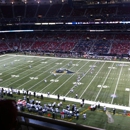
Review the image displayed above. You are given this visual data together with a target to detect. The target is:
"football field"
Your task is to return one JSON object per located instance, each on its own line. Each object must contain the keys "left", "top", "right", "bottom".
{"left": 1, "top": 54, "right": 130, "bottom": 110}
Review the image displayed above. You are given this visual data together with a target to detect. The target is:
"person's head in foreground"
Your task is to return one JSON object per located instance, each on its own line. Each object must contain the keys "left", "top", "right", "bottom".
{"left": 0, "top": 99, "right": 17, "bottom": 130}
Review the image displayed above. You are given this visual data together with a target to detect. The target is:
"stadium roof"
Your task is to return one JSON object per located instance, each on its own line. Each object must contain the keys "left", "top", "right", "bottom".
{"left": 1, "top": 0, "right": 130, "bottom": 5}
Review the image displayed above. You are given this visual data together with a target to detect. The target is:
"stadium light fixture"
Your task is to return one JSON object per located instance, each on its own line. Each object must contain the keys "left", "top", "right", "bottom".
{"left": 50, "top": 0, "right": 52, "bottom": 3}
{"left": 24, "top": 0, "right": 27, "bottom": 4}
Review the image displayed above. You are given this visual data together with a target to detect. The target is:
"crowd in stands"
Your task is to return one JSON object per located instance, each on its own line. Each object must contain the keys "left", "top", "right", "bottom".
{"left": 0, "top": 3, "right": 130, "bottom": 57}
{"left": 0, "top": 33, "right": 130, "bottom": 57}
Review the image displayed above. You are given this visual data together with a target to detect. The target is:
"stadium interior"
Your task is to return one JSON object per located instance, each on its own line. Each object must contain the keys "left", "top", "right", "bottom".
{"left": 0, "top": 0, "right": 130, "bottom": 130}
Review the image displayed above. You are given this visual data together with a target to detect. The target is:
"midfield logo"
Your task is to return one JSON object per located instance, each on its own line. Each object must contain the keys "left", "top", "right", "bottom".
{"left": 52, "top": 68, "right": 74, "bottom": 74}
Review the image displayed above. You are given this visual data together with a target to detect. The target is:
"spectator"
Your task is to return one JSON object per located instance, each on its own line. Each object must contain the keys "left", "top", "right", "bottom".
{"left": 0, "top": 99, "right": 18, "bottom": 130}
{"left": 57, "top": 94, "right": 60, "bottom": 100}
{"left": 47, "top": 92, "right": 50, "bottom": 97}
{"left": 52, "top": 112, "right": 56, "bottom": 119}
{"left": 34, "top": 92, "right": 36, "bottom": 97}
{"left": 61, "top": 111, "right": 65, "bottom": 119}
{"left": 41, "top": 94, "right": 43, "bottom": 99}
{"left": 63, "top": 97, "right": 65, "bottom": 102}
{"left": 123, "top": 109, "right": 127, "bottom": 116}
{"left": 76, "top": 113, "right": 79, "bottom": 120}
{"left": 103, "top": 106, "right": 106, "bottom": 112}
{"left": 82, "top": 98, "right": 85, "bottom": 103}
{"left": 80, "top": 101, "right": 83, "bottom": 107}
{"left": 97, "top": 102, "right": 100, "bottom": 108}
{"left": 27, "top": 96, "right": 29, "bottom": 103}
{"left": 113, "top": 108, "right": 116, "bottom": 115}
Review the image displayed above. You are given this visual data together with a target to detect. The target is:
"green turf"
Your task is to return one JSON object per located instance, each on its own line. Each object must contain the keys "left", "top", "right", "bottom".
{"left": 3, "top": 92, "right": 130, "bottom": 130}
{"left": 0, "top": 54, "right": 130, "bottom": 106}
{"left": 1, "top": 54, "right": 130, "bottom": 130}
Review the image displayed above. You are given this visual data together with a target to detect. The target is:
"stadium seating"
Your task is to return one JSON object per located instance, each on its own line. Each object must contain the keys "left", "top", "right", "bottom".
{"left": 0, "top": 3, "right": 130, "bottom": 56}
{"left": 0, "top": 32, "right": 130, "bottom": 55}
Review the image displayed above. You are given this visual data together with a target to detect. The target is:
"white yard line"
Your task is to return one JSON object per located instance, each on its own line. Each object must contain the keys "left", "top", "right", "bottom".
{"left": 94, "top": 63, "right": 114, "bottom": 101}
{"left": 129, "top": 91, "right": 130, "bottom": 107}
{"left": 24, "top": 59, "right": 67, "bottom": 90}
{"left": 17, "top": 59, "right": 63, "bottom": 89}
{"left": 79, "top": 62, "right": 106, "bottom": 99}
{"left": 0, "top": 57, "right": 39, "bottom": 79}
{"left": 0, "top": 57, "right": 52, "bottom": 85}
{"left": 38, "top": 60, "right": 81, "bottom": 93}
{"left": 51, "top": 61, "right": 89, "bottom": 95}
{"left": 0, "top": 55, "right": 6, "bottom": 58}
{"left": 4, "top": 59, "right": 56, "bottom": 88}
{"left": 64, "top": 61, "right": 97, "bottom": 97}
{"left": 111, "top": 64, "right": 123, "bottom": 104}
{"left": 0, "top": 55, "right": 18, "bottom": 68}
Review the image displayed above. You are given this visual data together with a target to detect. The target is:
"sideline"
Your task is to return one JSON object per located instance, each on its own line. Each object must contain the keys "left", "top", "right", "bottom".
{"left": 5, "top": 54, "right": 130, "bottom": 64}
{"left": 1, "top": 87, "right": 130, "bottom": 111}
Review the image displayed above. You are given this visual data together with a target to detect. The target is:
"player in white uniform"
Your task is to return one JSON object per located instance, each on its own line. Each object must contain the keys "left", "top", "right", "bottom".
{"left": 29, "top": 65, "right": 32, "bottom": 69}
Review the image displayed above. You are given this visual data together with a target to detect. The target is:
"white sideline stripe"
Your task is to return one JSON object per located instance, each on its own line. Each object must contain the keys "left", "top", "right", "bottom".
{"left": 111, "top": 63, "right": 123, "bottom": 104}
{"left": 6, "top": 54, "right": 130, "bottom": 64}
{"left": 39, "top": 60, "right": 81, "bottom": 93}
{"left": 79, "top": 62, "right": 106, "bottom": 99}
{"left": 28, "top": 59, "right": 67, "bottom": 91}
{"left": 1, "top": 86, "right": 130, "bottom": 111}
{"left": 94, "top": 63, "right": 115, "bottom": 101}
{"left": 51, "top": 61, "right": 89, "bottom": 95}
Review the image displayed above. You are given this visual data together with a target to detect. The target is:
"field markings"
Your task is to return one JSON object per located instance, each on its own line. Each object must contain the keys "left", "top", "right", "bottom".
{"left": 0, "top": 55, "right": 16, "bottom": 62}
{"left": 79, "top": 62, "right": 106, "bottom": 99}
{"left": 0, "top": 57, "right": 40, "bottom": 79}
{"left": 0, "top": 55, "right": 6, "bottom": 58}
{"left": 129, "top": 91, "right": 130, "bottom": 107}
{"left": 111, "top": 63, "right": 124, "bottom": 104}
{"left": 64, "top": 61, "right": 97, "bottom": 97}
{"left": 38, "top": 60, "right": 82, "bottom": 93}
{"left": 7, "top": 54, "right": 130, "bottom": 64}
{"left": 0, "top": 57, "right": 48, "bottom": 84}
{"left": 28, "top": 60, "right": 66, "bottom": 92}
{"left": 51, "top": 61, "right": 89, "bottom": 95}
{"left": 94, "top": 62, "right": 115, "bottom": 101}
{"left": 18, "top": 60, "right": 62, "bottom": 90}
{"left": 0, "top": 55, "right": 18, "bottom": 68}
{"left": 15, "top": 59, "right": 60, "bottom": 89}
{"left": 3, "top": 58, "right": 56, "bottom": 87}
